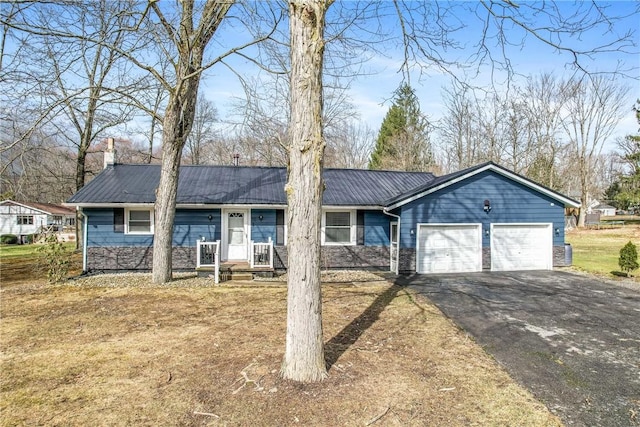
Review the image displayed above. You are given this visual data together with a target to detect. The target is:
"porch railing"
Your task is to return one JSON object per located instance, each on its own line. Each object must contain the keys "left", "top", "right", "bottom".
{"left": 251, "top": 240, "right": 273, "bottom": 268}
{"left": 197, "top": 240, "right": 220, "bottom": 284}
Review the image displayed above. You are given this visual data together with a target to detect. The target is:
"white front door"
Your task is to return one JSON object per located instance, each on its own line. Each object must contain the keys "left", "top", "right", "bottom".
{"left": 225, "top": 210, "right": 248, "bottom": 260}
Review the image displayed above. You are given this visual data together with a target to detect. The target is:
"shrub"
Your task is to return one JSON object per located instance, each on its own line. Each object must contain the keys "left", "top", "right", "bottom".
{"left": 37, "top": 235, "right": 72, "bottom": 283}
{"left": 618, "top": 241, "right": 639, "bottom": 277}
{"left": 0, "top": 234, "right": 18, "bottom": 245}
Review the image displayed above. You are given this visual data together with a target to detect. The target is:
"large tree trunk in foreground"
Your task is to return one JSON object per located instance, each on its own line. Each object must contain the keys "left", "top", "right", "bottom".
{"left": 281, "top": 0, "right": 329, "bottom": 382}
{"left": 151, "top": 1, "right": 232, "bottom": 284}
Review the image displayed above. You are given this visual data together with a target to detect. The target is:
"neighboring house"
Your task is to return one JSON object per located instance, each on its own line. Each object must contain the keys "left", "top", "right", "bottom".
{"left": 0, "top": 200, "right": 76, "bottom": 242}
{"left": 591, "top": 204, "right": 616, "bottom": 217}
{"left": 66, "top": 155, "right": 581, "bottom": 275}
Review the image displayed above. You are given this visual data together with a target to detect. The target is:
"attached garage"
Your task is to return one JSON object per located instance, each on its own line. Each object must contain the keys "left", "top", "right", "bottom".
{"left": 491, "top": 223, "right": 553, "bottom": 271}
{"left": 417, "top": 224, "right": 482, "bottom": 274}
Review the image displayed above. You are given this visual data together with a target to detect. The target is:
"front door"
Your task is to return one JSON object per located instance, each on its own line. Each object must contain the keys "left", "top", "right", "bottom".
{"left": 225, "top": 210, "right": 248, "bottom": 260}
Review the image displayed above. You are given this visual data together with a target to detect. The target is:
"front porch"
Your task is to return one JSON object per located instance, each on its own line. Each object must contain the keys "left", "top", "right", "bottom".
{"left": 196, "top": 240, "right": 275, "bottom": 282}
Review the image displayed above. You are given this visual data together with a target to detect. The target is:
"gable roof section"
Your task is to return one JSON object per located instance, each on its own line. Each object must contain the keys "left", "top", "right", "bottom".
{"left": 384, "top": 162, "right": 581, "bottom": 209}
{"left": 1, "top": 200, "right": 75, "bottom": 215}
{"left": 67, "top": 164, "right": 436, "bottom": 207}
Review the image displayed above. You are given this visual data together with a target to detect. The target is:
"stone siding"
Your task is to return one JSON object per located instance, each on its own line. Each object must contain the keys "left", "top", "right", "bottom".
{"left": 87, "top": 244, "right": 568, "bottom": 273}
{"left": 88, "top": 246, "right": 196, "bottom": 271}
{"left": 274, "top": 245, "right": 390, "bottom": 271}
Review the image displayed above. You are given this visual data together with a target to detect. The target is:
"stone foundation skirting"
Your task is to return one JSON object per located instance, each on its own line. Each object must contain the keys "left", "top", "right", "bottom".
{"left": 274, "top": 245, "right": 390, "bottom": 271}
{"left": 87, "top": 246, "right": 196, "bottom": 271}
{"left": 87, "top": 244, "right": 569, "bottom": 273}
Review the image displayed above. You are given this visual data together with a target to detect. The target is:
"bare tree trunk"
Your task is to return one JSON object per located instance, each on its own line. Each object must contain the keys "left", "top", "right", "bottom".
{"left": 150, "top": 1, "right": 232, "bottom": 284}
{"left": 281, "top": 0, "right": 329, "bottom": 383}
{"left": 151, "top": 77, "right": 201, "bottom": 284}
{"left": 152, "top": 117, "right": 184, "bottom": 283}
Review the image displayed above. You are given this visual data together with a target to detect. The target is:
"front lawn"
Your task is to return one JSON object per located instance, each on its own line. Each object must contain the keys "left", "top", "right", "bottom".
{"left": 0, "top": 242, "right": 76, "bottom": 259}
{"left": 565, "top": 225, "right": 640, "bottom": 281}
{"left": 0, "top": 271, "right": 560, "bottom": 426}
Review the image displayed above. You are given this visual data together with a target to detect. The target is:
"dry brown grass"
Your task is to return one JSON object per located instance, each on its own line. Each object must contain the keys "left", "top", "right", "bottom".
{"left": 1, "top": 263, "right": 562, "bottom": 426}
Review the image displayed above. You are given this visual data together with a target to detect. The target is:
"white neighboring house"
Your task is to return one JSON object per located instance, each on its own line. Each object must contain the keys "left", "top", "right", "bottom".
{"left": 591, "top": 203, "right": 617, "bottom": 217}
{"left": 0, "top": 200, "right": 76, "bottom": 242}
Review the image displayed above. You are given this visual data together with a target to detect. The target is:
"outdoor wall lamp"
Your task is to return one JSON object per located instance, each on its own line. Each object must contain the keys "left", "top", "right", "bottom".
{"left": 555, "top": 227, "right": 560, "bottom": 236}
{"left": 258, "top": 215, "right": 264, "bottom": 221}
{"left": 483, "top": 199, "right": 491, "bottom": 213}
{"left": 207, "top": 214, "right": 213, "bottom": 221}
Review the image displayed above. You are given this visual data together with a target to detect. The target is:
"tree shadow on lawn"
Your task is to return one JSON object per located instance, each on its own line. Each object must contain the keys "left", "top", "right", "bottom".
{"left": 324, "top": 284, "right": 403, "bottom": 369}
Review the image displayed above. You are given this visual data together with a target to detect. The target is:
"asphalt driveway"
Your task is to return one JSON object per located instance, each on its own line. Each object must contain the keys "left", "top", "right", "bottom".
{"left": 397, "top": 270, "right": 640, "bottom": 427}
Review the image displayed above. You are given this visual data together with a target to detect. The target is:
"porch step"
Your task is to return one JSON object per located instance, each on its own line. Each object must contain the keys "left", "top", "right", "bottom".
{"left": 227, "top": 272, "right": 253, "bottom": 281}
{"left": 197, "top": 262, "right": 274, "bottom": 281}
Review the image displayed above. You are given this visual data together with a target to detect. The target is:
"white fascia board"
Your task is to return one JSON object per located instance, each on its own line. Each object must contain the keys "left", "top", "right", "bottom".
{"left": 322, "top": 205, "right": 383, "bottom": 210}
{"left": 178, "top": 203, "right": 288, "bottom": 209}
{"left": 3, "top": 200, "right": 52, "bottom": 215}
{"left": 386, "top": 164, "right": 581, "bottom": 210}
{"left": 66, "top": 203, "right": 155, "bottom": 208}
{"left": 70, "top": 202, "right": 290, "bottom": 210}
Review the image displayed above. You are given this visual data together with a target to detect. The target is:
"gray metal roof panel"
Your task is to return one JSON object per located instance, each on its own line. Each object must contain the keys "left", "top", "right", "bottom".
{"left": 67, "top": 164, "right": 436, "bottom": 206}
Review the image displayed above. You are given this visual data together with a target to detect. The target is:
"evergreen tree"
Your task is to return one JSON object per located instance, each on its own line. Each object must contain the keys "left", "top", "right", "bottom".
{"left": 619, "top": 241, "right": 639, "bottom": 277}
{"left": 368, "top": 84, "right": 434, "bottom": 171}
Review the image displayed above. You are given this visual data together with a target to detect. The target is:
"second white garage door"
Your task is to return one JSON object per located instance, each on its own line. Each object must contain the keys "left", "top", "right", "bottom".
{"left": 491, "top": 223, "right": 553, "bottom": 271}
{"left": 417, "top": 224, "right": 482, "bottom": 274}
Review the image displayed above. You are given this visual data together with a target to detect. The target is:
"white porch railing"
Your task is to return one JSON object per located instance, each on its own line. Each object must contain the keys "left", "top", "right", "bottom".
{"left": 197, "top": 240, "right": 220, "bottom": 284}
{"left": 251, "top": 239, "right": 273, "bottom": 268}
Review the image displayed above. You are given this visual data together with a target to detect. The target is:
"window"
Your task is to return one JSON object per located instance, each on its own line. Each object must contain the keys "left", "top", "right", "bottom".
{"left": 126, "top": 209, "right": 153, "bottom": 234}
{"left": 17, "top": 215, "right": 34, "bottom": 225}
{"left": 323, "top": 211, "right": 354, "bottom": 245}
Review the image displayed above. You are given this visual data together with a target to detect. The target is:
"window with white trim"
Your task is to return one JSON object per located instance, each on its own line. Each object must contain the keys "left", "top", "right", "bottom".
{"left": 323, "top": 210, "right": 355, "bottom": 245}
{"left": 17, "top": 215, "right": 34, "bottom": 225}
{"left": 126, "top": 209, "right": 154, "bottom": 234}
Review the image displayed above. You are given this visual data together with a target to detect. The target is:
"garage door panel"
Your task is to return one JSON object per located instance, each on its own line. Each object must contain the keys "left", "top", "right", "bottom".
{"left": 417, "top": 224, "right": 482, "bottom": 274}
{"left": 491, "top": 224, "right": 552, "bottom": 271}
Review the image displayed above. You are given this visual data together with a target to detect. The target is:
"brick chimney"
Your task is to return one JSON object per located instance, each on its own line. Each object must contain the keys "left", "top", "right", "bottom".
{"left": 103, "top": 138, "right": 117, "bottom": 169}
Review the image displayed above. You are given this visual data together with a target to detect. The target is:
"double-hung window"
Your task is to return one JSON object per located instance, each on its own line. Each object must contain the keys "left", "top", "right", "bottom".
{"left": 323, "top": 211, "right": 354, "bottom": 245}
{"left": 126, "top": 209, "right": 153, "bottom": 234}
{"left": 17, "top": 215, "right": 34, "bottom": 225}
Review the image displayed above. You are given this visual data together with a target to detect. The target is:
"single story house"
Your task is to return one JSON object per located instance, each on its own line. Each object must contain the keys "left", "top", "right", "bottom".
{"left": 591, "top": 203, "right": 617, "bottom": 217}
{"left": 0, "top": 200, "right": 76, "bottom": 242}
{"left": 66, "top": 153, "right": 580, "bottom": 275}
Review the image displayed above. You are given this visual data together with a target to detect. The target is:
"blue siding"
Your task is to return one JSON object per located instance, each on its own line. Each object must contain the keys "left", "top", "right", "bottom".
{"left": 85, "top": 208, "right": 153, "bottom": 247}
{"left": 85, "top": 208, "right": 221, "bottom": 247}
{"left": 173, "top": 209, "right": 221, "bottom": 246}
{"left": 397, "top": 171, "right": 566, "bottom": 248}
{"left": 251, "top": 209, "right": 277, "bottom": 243}
{"left": 364, "top": 211, "right": 391, "bottom": 246}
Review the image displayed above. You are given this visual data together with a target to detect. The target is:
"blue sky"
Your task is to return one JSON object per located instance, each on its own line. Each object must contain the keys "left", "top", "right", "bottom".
{"left": 201, "top": 1, "right": 640, "bottom": 151}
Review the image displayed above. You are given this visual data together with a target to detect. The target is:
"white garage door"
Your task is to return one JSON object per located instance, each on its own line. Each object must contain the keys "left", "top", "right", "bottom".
{"left": 417, "top": 224, "right": 482, "bottom": 274}
{"left": 491, "top": 224, "right": 553, "bottom": 271}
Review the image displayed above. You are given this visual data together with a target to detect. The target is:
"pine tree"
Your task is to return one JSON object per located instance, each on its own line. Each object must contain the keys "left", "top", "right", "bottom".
{"left": 619, "top": 241, "right": 639, "bottom": 277}
{"left": 368, "top": 84, "right": 434, "bottom": 171}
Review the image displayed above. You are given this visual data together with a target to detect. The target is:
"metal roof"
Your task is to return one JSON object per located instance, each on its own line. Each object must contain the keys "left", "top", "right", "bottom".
{"left": 67, "top": 164, "right": 436, "bottom": 207}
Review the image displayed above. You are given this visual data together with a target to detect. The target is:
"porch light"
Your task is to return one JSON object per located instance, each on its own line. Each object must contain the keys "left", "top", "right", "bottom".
{"left": 483, "top": 199, "right": 491, "bottom": 213}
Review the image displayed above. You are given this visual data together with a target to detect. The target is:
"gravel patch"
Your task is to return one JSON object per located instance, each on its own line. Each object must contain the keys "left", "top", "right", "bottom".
{"left": 68, "top": 270, "right": 390, "bottom": 288}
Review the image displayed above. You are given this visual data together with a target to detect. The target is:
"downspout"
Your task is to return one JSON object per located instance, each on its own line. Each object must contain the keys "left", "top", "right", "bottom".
{"left": 382, "top": 208, "right": 400, "bottom": 275}
{"left": 79, "top": 207, "right": 88, "bottom": 273}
